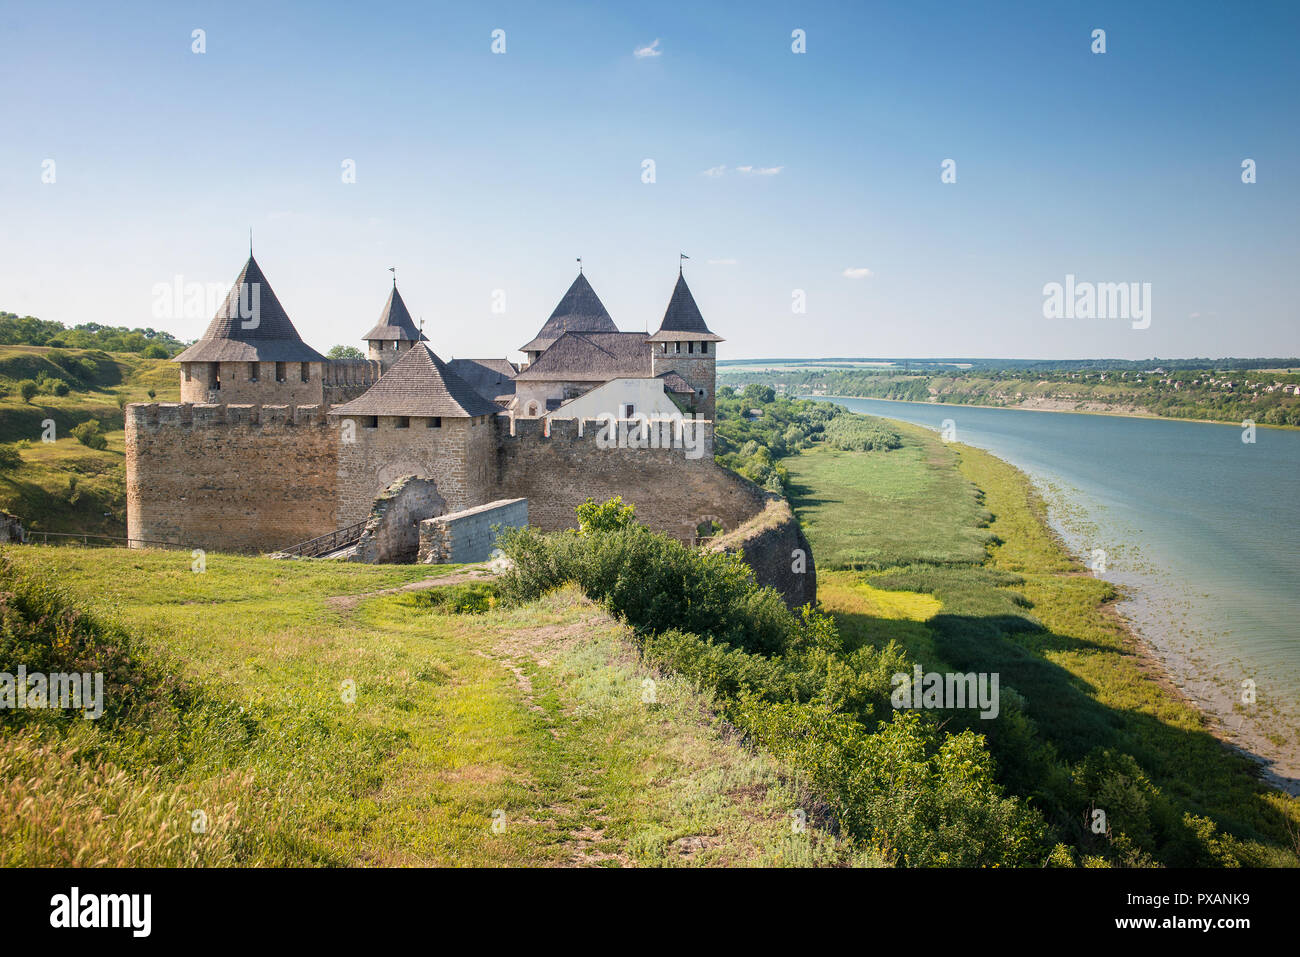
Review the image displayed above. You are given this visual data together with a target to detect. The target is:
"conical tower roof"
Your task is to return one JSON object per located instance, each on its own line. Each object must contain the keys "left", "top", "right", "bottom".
{"left": 648, "top": 271, "right": 722, "bottom": 342}
{"left": 174, "top": 255, "right": 326, "bottom": 362}
{"left": 362, "top": 283, "right": 426, "bottom": 342}
{"left": 520, "top": 272, "right": 618, "bottom": 353}
{"left": 331, "top": 342, "right": 501, "bottom": 418}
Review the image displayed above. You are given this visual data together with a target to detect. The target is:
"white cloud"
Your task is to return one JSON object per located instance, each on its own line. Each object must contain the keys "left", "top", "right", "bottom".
{"left": 737, "top": 165, "right": 783, "bottom": 176}
{"left": 842, "top": 267, "right": 874, "bottom": 279}
{"left": 634, "top": 39, "right": 662, "bottom": 58}
{"left": 702, "top": 165, "right": 726, "bottom": 177}
{"left": 707, "top": 258, "right": 739, "bottom": 265}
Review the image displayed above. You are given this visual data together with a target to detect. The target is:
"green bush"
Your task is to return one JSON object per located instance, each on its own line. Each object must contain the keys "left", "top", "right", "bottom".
{"left": 70, "top": 419, "right": 108, "bottom": 451}
{"left": 822, "top": 416, "right": 903, "bottom": 452}
{"left": 18, "top": 380, "right": 37, "bottom": 403}
{"left": 575, "top": 495, "right": 636, "bottom": 535}
{"left": 0, "top": 445, "right": 21, "bottom": 472}
{"left": 497, "top": 522, "right": 793, "bottom": 656}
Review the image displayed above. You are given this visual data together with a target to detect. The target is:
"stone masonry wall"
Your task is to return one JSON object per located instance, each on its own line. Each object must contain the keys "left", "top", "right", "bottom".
{"left": 418, "top": 498, "right": 528, "bottom": 564}
{"left": 492, "top": 417, "right": 764, "bottom": 540}
{"left": 333, "top": 413, "right": 497, "bottom": 527}
{"left": 707, "top": 496, "right": 817, "bottom": 610}
{"left": 179, "top": 361, "right": 324, "bottom": 406}
{"left": 125, "top": 402, "right": 338, "bottom": 553}
{"left": 352, "top": 476, "right": 447, "bottom": 563}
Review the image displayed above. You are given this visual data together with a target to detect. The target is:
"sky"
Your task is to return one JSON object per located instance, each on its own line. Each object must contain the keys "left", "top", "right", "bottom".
{"left": 1, "top": 0, "right": 1297, "bottom": 361}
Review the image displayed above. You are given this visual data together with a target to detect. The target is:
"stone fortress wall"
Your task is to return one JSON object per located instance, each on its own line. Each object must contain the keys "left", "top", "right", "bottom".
{"left": 125, "top": 405, "right": 759, "bottom": 553}
{"left": 125, "top": 402, "right": 339, "bottom": 553}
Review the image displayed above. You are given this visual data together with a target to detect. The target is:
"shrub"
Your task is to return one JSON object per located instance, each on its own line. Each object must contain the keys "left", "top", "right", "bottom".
{"left": 575, "top": 495, "right": 636, "bottom": 535}
{"left": 18, "top": 380, "right": 37, "bottom": 402}
{"left": 142, "top": 344, "right": 169, "bottom": 359}
{"left": 497, "top": 521, "right": 793, "bottom": 656}
{"left": 822, "top": 416, "right": 903, "bottom": 452}
{"left": 71, "top": 419, "right": 108, "bottom": 451}
{"left": 0, "top": 445, "right": 20, "bottom": 472}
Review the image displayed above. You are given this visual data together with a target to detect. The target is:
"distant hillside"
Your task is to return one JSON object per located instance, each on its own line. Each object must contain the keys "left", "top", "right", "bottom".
{"left": 0, "top": 344, "right": 179, "bottom": 536}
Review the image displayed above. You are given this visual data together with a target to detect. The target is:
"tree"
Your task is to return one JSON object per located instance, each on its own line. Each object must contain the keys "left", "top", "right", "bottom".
{"left": 328, "top": 345, "right": 365, "bottom": 359}
{"left": 575, "top": 496, "right": 637, "bottom": 535}
{"left": 18, "top": 380, "right": 38, "bottom": 402}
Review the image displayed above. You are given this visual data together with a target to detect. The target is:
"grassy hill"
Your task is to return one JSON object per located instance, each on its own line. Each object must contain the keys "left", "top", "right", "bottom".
{"left": 0, "top": 549, "right": 863, "bottom": 866}
{"left": 0, "top": 345, "right": 178, "bottom": 536}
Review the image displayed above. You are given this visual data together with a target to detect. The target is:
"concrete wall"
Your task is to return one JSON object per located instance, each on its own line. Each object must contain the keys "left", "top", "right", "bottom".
{"left": 333, "top": 413, "right": 497, "bottom": 526}
{"left": 179, "top": 361, "right": 324, "bottom": 406}
{"left": 125, "top": 402, "right": 338, "bottom": 553}
{"left": 418, "top": 498, "right": 527, "bottom": 564}
{"left": 492, "top": 417, "right": 762, "bottom": 541}
{"left": 352, "top": 476, "right": 447, "bottom": 563}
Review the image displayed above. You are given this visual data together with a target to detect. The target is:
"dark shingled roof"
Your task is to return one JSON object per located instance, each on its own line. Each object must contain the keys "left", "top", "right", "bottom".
{"left": 362, "top": 284, "right": 426, "bottom": 342}
{"left": 647, "top": 272, "right": 723, "bottom": 343}
{"left": 514, "top": 331, "right": 651, "bottom": 382}
{"left": 519, "top": 273, "right": 618, "bottom": 353}
{"left": 174, "top": 256, "right": 327, "bottom": 363}
{"left": 332, "top": 342, "right": 501, "bottom": 418}
{"left": 447, "top": 358, "right": 518, "bottom": 403}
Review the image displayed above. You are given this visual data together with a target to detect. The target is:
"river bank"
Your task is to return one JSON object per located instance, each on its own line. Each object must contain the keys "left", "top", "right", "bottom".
{"left": 794, "top": 398, "right": 1300, "bottom": 797}
{"left": 783, "top": 390, "right": 1300, "bottom": 431}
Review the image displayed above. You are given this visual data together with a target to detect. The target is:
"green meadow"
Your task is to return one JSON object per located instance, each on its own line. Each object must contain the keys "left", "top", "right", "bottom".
{"left": 0, "top": 549, "right": 858, "bottom": 867}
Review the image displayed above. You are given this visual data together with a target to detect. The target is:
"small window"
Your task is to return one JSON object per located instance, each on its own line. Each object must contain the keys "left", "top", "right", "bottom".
{"left": 661, "top": 342, "right": 667, "bottom": 353}
{"left": 688, "top": 341, "right": 695, "bottom": 354}
{"left": 395, "top": 416, "right": 410, "bottom": 429}
{"left": 301, "top": 362, "right": 310, "bottom": 383}
{"left": 674, "top": 341, "right": 681, "bottom": 354}
{"left": 427, "top": 416, "right": 442, "bottom": 428}
{"left": 364, "top": 415, "right": 378, "bottom": 429}
{"left": 210, "top": 363, "right": 220, "bottom": 390}
{"left": 376, "top": 341, "right": 384, "bottom": 351}
{"left": 249, "top": 362, "right": 258, "bottom": 382}
{"left": 701, "top": 341, "right": 709, "bottom": 354}
{"left": 275, "top": 361, "right": 286, "bottom": 382}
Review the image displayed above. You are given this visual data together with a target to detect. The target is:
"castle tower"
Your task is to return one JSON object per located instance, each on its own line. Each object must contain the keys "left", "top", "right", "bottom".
{"left": 174, "top": 254, "right": 327, "bottom": 405}
{"left": 330, "top": 342, "right": 502, "bottom": 521}
{"left": 519, "top": 270, "right": 618, "bottom": 367}
{"left": 648, "top": 267, "right": 723, "bottom": 419}
{"left": 362, "top": 279, "right": 425, "bottom": 368}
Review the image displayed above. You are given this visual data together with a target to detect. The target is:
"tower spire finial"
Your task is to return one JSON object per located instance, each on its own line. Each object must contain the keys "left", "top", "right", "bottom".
{"left": 576, "top": 256, "right": 582, "bottom": 274}
{"left": 679, "top": 251, "right": 689, "bottom": 274}
{"left": 249, "top": 227, "right": 253, "bottom": 258}
{"left": 388, "top": 266, "right": 396, "bottom": 287}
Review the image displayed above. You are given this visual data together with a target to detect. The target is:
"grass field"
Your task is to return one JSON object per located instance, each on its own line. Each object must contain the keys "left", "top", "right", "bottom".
{"left": 0, "top": 548, "right": 862, "bottom": 866}
{"left": 0, "top": 345, "right": 178, "bottom": 536}
{"left": 785, "top": 422, "right": 1300, "bottom": 863}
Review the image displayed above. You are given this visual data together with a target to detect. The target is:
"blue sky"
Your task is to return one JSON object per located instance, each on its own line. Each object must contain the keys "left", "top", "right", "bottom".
{"left": 2, "top": 0, "right": 1297, "bottom": 360}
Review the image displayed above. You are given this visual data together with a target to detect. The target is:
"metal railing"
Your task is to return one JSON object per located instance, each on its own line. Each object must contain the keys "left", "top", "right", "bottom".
{"left": 277, "top": 520, "right": 368, "bottom": 558}
{"left": 23, "top": 530, "right": 186, "bottom": 550}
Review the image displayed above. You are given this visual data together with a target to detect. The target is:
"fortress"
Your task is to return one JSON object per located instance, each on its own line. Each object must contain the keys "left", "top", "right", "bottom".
{"left": 125, "top": 254, "right": 815, "bottom": 604}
